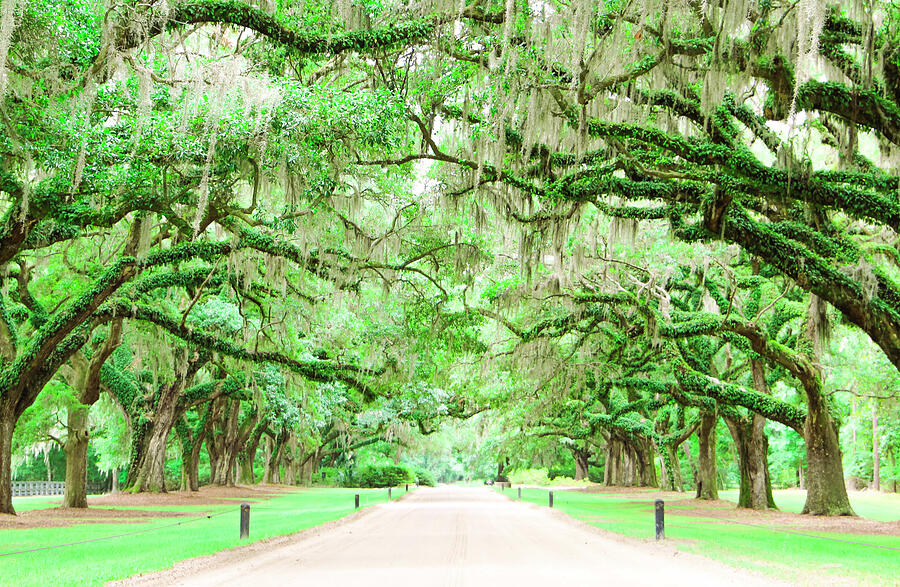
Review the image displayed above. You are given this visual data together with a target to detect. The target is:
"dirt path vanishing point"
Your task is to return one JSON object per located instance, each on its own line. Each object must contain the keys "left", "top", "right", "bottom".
{"left": 117, "top": 486, "right": 787, "bottom": 587}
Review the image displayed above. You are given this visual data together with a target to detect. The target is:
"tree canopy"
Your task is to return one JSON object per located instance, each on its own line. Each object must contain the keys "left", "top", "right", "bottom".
{"left": 2, "top": 0, "right": 899, "bottom": 518}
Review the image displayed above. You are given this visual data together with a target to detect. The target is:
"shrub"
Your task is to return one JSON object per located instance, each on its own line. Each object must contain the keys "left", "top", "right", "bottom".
{"left": 548, "top": 465, "right": 576, "bottom": 480}
{"left": 414, "top": 467, "right": 437, "bottom": 487}
{"left": 317, "top": 466, "right": 342, "bottom": 486}
{"left": 508, "top": 468, "right": 551, "bottom": 486}
{"left": 355, "top": 464, "right": 414, "bottom": 488}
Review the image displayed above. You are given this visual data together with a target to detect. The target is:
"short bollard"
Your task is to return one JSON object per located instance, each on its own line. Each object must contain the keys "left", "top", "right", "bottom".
{"left": 405, "top": 483, "right": 409, "bottom": 491}
{"left": 388, "top": 488, "right": 392, "bottom": 500}
{"left": 240, "top": 503, "right": 250, "bottom": 539}
{"left": 321, "top": 471, "right": 326, "bottom": 482}
{"left": 355, "top": 494, "right": 360, "bottom": 509}
{"left": 655, "top": 499, "right": 665, "bottom": 540}
{"left": 549, "top": 491, "right": 554, "bottom": 508}
{"left": 517, "top": 487, "right": 522, "bottom": 500}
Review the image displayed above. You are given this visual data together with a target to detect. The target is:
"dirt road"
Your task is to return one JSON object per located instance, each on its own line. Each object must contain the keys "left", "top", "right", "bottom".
{"left": 120, "top": 486, "right": 785, "bottom": 586}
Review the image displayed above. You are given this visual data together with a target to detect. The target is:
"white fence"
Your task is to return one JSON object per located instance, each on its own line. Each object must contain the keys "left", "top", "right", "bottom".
{"left": 12, "top": 481, "right": 66, "bottom": 496}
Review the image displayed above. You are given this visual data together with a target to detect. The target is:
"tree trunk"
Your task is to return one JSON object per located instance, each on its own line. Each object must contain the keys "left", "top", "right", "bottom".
{"left": 873, "top": 407, "right": 880, "bottom": 491}
{"left": 63, "top": 405, "right": 90, "bottom": 508}
{"left": 727, "top": 358, "right": 776, "bottom": 509}
{"left": 604, "top": 436, "right": 626, "bottom": 486}
{"left": 127, "top": 399, "right": 178, "bottom": 493}
{"left": 658, "top": 451, "right": 668, "bottom": 489}
{"left": 802, "top": 387, "right": 854, "bottom": 515}
{"left": 890, "top": 452, "right": 897, "bottom": 493}
{"left": 633, "top": 436, "right": 658, "bottom": 487}
{"left": 207, "top": 435, "right": 220, "bottom": 484}
{"left": 573, "top": 448, "right": 590, "bottom": 481}
{"left": 605, "top": 435, "right": 655, "bottom": 486}
{"left": 282, "top": 434, "right": 297, "bottom": 486}
{"left": 725, "top": 414, "right": 776, "bottom": 509}
{"left": 262, "top": 436, "right": 273, "bottom": 484}
{"left": 187, "top": 435, "right": 203, "bottom": 491}
{"left": 237, "top": 423, "right": 265, "bottom": 485}
{"left": 176, "top": 418, "right": 204, "bottom": 493}
{"left": 265, "top": 435, "right": 284, "bottom": 484}
{"left": 696, "top": 411, "right": 718, "bottom": 500}
{"left": 0, "top": 413, "right": 15, "bottom": 514}
{"left": 659, "top": 443, "right": 683, "bottom": 491}
{"left": 132, "top": 425, "right": 169, "bottom": 493}
{"left": 496, "top": 456, "right": 508, "bottom": 482}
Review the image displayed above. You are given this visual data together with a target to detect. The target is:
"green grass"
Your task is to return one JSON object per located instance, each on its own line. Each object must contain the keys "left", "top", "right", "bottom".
{"left": 1, "top": 487, "right": 404, "bottom": 586}
{"left": 720, "top": 488, "right": 900, "bottom": 522}
{"left": 509, "top": 488, "right": 900, "bottom": 585}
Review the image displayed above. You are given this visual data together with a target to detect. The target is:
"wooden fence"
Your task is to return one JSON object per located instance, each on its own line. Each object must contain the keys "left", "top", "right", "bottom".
{"left": 12, "top": 481, "right": 108, "bottom": 497}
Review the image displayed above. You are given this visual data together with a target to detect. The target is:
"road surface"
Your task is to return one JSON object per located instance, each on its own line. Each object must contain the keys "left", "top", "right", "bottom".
{"left": 120, "top": 486, "right": 784, "bottom": 586}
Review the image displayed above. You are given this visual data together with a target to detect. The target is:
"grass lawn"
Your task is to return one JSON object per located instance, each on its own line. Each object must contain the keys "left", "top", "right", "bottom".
{"left": 1, "top": 487, "right": 402, "bottom": 586}
{"left": 509, "top": 487, "right": 900, "bottom": 586}
{"left": 720, "top": 488, "right": 900, "bottom": 522}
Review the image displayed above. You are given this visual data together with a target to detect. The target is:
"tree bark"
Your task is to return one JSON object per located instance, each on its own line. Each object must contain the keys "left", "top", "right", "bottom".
{"left": 0, "top": 413, "right": 15, "bottom": 514}
{"left": 237, "top": 422, "right": 265, "bottom": 484}
{"left": 187, "top": 432, "right": 204, "bottom": 492}
{"left": 127, "top": 394, "right": 179, "bottom": 493}
{"left": 633, "top": 436, "right": 658, "bottom": 487}
{"left": 496, "top": 456, "right": 508, "bottom": 482}
{"left": 604, "top": 436, "right": 626, "bottom": 486}
{"left": 176, "top": 418, "right": 204, "bottom": 493}
{"left": 265, "top": 434, "right": 285, "bottom": 484}
{"left": 605, "top": 434, "right": 656, "bottom": 487}
{"left": 890, "top": 452, "right": 897, "bottom": 493}
{"left": 802, "top": 386, "right": 854, "bottom": 515}
{"left": 63, "top": 405, "right": 90, "bottom": 508}
{"left": 725, "top": 414, "right": 776, "bottom": 509}
{"left": 659, "top": 442, "right": 684, "bottom": 491}
{"left": 573, "top": 447, "right": 590, "bottom": 481}
{"left": 696, "top": 411, "right": 718, "bottom": 500}
{"left": 873, "top": 407, "right": 880, "bottom": 491}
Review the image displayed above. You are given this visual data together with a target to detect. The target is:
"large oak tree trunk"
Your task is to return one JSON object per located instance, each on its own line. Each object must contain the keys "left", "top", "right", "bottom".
{"left": 128, "top": 396, "right": 179, "bottom": 493}
{"left": 573, "top": 447, "right": 590, "bottom": 481}
{"left": 605, "top": 435, "right": 656, "bottom": 487}
{"left": 187, "top": 434, "right": 204, "bottom": 492}
{"left": 726, "top": 414, "right": 775, "bottom": 510}
{"left": 496, "top": 456, "right": 509, "bottom": 483}
{"left": 696, "top": 411, "right": 719, "bottom": 500}
{"left": 177, "top": 422, "right": 203, "bottom": 492}
{"left": 0, "top": 413, "right": 14, "bottom": 514}
{"left": 63, "top": 405, "right": 90, "bottom": 508}
{"left": 604, "top": 436, "right": 627, "bottom": 485}
{"left": 659, "top": 438, "right": 685, "bottom": 492}
{"left": 265, "top": 435, "right": 285, "bottom": 484}
{"left": 237, "top": 423, "right": 265, "bottom": 485}
{"left": 802, "top": 387, "right": 854, "bottom": 515}
{"left": 634, "top": 437, "right": 658, "bottom": 487}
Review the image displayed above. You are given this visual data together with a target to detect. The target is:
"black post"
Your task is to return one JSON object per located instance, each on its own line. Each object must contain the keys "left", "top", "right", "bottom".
{"left": 517, "top": 487, "right": 522, "bottom": 499}
{"left": 549, "top": 491, "right": 554, "bottom": 508}
{"left": 321, "top": 471, "right": 326, "bottom": 482}
{"left": 388, "top": 488, "right": 392, "bottom": 500}
{"left": 355, "top": 494, "right": 360, "bottom": 509}
{"left": 405, "top": 483, "right": 409, "bottom": 491}
{"left": 655, "top": 499, "right": 665, "bottom": 540}
{"left": 240, "top": 503, "right": 250, "bottom": 539}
